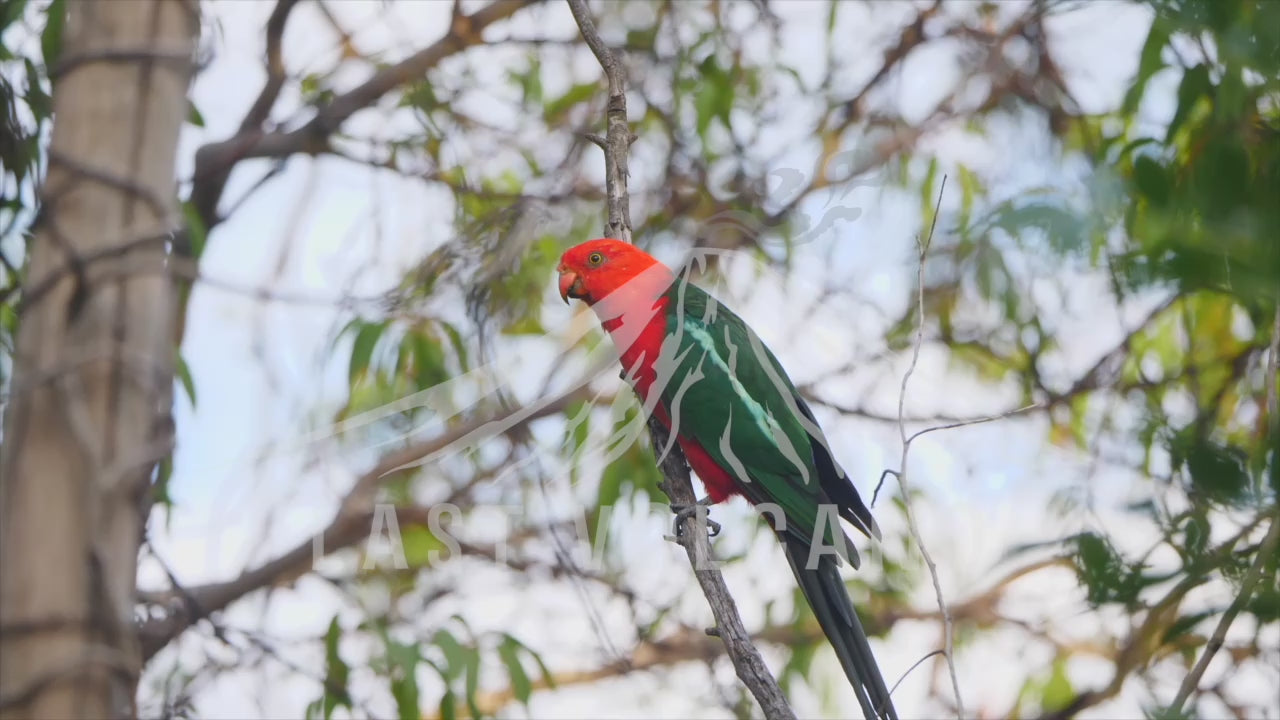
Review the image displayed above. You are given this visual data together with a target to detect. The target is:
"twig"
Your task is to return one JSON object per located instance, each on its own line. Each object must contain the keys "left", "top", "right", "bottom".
{"left": 868, "top": 402, "right": 1041, "bottom": 506}
{"left": 1036, "top": 515, "right": 1268, "bottom": 720}
{"left": 239, "top": 0, "right": 300, "bottom": 131}
{"left": 1268, "top": 301, "right": 1280, "bottom": 472}
{"left": 566, "top": 0, "right": 631, "bottom": 241}
{"left": 1168, "top": 513, "right": 1280, "bottom": 713}
{"left": 892, "top": 174, "right": 966, "bottom": 719}
{"left": 188, "top": 0, "right": 537, "bottom": 229}
{"left": 136, "top": 389, "right": 587, "bottom": 659}
{"left": 906, "top": 402, "right": 1040, "bottom": 445}
{"left": 1168, "top": 301, "right": 1280, "bottom": 713}
{"left": 887, "top": 649, "right": 945, "bottom": 700}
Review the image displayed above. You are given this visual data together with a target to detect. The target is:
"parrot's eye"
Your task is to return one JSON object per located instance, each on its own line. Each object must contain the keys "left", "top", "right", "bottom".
{"left": 587, "top": 252, "right": 604, "bottom": 266}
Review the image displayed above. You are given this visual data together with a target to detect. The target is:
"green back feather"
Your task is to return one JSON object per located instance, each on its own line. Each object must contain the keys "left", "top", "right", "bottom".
{"left": 653, "top": 274, "right": 852, "bottom": 555}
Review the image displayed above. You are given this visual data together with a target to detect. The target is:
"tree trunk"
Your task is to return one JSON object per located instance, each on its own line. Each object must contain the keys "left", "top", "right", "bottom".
{"left": 0, "top": 1, "right": 197, "bottom": 717}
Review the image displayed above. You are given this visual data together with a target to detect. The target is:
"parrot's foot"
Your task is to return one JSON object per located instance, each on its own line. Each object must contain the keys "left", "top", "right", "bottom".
{"left": 669, "top": 497, "right": 719, "bottom": 539}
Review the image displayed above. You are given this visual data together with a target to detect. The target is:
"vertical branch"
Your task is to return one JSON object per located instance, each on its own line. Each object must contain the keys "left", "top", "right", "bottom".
{"left": 566, "top": 0, "right": 631, "bottom": 242}
{"left": 1268, "top": 302, "right": 1280, "bottom": 486}
{"left": 648, "top": 419, "right": 797, "bottom": 720}
{"left": 893, "top": 176, "right": 966, "bottom": 719}
{"left": 567, "top": 2, "right": 794, "bottom": 717}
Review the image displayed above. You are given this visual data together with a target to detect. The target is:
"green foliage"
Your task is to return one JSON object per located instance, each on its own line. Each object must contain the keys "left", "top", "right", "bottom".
{"left": 561, "top": 397, "right": 592, "bottom": 487}
{"left": 542, "top": 82, "right": 597, "bottom": 125}
{"left": 1072, "top": 532, "right": 1155, "bottom": 609}
{"left": 1012, "top": 655, "right": 1075, "bottom": 718}
{"left": 333, "top": 314, "right": 468, "bottom": 424}
{"left": 486, "top": 236, "right": 562, "bottom": 337}
{"left": 1104, "top": 1, "right": 1280, "bottom": 308}
{"left": 911, "top": 13, "right": 1280, "bottom": 711}
{"left": 174, "top": 350, "right": 197, "bottom": 408}
{"left": 385, "top": 637, "right": 421, "bottom": 720}
{"left": 694, "top": 55, "right": 735, "bottom": 142}
{"left": 400, "top": 525, "right": 450, "bottom": 568}
{"left": 583, "top": 401, "right": 664, "bottom": 550}
{"left": 306, "top": 617, "right": 353, "bottom": 720}
{"left": 415, "top": 623, "right": 552, "bottom": 720}
{"left": 1, "top": 1, "right": 56, "bottom": 347}
{"left": 347, "top": 319, "right": 387, "bottom": 384}
{"left": 597, "top": 415, "right": 664, "bottom": 511}
{"left": 39, "top": 0, "right": 62, "bottom": 67}
{"left": 1169, "top": 429, "right": 1253, "bottom": 506}
{"left": 777, "top": 637, "right": 818, "bottom": 696}
{"left": 180, "top": 199, "right": 208, "bottom": 259}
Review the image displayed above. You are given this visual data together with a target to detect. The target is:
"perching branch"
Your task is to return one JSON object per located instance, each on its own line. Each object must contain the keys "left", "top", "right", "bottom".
{"left": 567, "top": 2, "right": 794, "bottom": 717}
{"left": 566, "top": 0, "right": 632, "bottom": 242}
{"left": 649, "top": 419, "right": 798, "bottom": 720}
{"left": 890, "top": 175, "right": 966, "bottom": 719}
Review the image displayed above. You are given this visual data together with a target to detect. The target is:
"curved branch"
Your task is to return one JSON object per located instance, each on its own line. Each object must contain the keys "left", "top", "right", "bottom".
{"left": 238, "top": 0, "right": 300, "bottom": 132}
{"left": 136, "top": 387, "right": 584, "bottom": 660}
{"left": 188, "top": 0, "right": 540, "bottom": 230}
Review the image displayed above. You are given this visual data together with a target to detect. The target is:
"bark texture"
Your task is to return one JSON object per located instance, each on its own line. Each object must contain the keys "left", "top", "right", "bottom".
{"left": 0, "top": 1, "right": 197, "bottom": 717}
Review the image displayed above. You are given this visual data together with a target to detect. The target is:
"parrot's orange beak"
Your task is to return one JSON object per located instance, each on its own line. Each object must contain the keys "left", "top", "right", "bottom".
{"left": 558, "top": 268, "right": 584, "bottom": 304}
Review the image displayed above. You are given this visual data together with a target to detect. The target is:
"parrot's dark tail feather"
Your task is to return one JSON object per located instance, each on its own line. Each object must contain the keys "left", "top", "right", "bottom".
{"left": 780, "top": 536, "right": 899, "bottom": 720}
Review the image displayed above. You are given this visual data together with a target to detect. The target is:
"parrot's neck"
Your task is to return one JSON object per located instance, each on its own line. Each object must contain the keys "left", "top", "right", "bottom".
{"left": 591, "top": 264, "right": 675, "bottom": 400}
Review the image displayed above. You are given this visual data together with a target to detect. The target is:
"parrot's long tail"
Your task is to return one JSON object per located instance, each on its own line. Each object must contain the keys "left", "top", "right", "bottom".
{"left": 780, "top": 535, "right": 899, "bottom": 720}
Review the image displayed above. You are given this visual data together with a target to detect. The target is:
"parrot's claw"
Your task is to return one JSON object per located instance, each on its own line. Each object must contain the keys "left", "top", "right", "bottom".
{"left": 669, "top": 497, "right": 719, "bottom": 539}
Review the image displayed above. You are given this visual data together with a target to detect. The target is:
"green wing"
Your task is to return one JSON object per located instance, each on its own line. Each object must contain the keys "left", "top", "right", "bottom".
{"left": 653, "top": 275, "right": 853, "bottom": 555}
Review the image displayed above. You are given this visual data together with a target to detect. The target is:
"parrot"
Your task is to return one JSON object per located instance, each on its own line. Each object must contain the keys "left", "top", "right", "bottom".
{"left": 557, "top": 238, "right": 898, "bottom": 720}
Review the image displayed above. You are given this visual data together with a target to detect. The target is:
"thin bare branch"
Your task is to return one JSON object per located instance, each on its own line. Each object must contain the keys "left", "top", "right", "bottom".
{"left": 239, "top": 0, "right": 300, "bottom": 131}
{"left": 1169, "top": 313, "right": 1280, "bottom": 711}
{"left": 566, "top": 1, "right": 794, "bottom": 715}
{"left": 1165, "top": 301, "right": 1280, "bottom": 711}
{"left": 137, "top": 388, "right": 587, "bottom": 660}
{"left": 892, "top": 174, "right": 966, "bottom": 719}
{"left": 566, "top": 0, "right": 631, "bottom": 241}
{"left": 649, "top": 419, "right": 797, "bottom": 720}
{"left": 1168, "top": 513, "right": 1280, "bottom": 713}
{"left": 906, "top": 403, "right": 1041, "bottom": 445}
{"left": 188, "top": 0, "right": 539, "bottom": 229}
